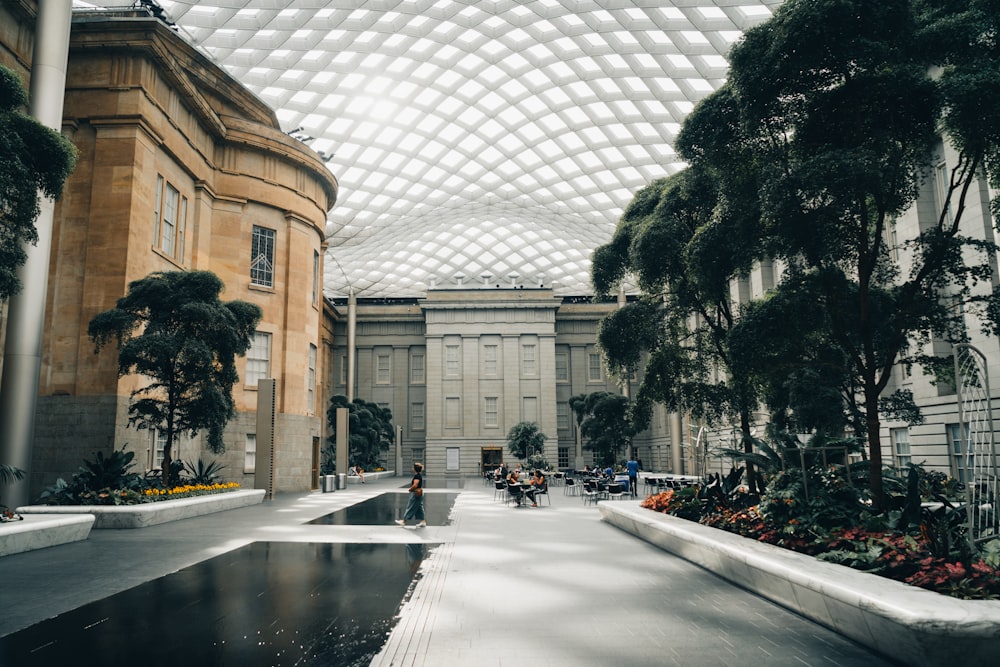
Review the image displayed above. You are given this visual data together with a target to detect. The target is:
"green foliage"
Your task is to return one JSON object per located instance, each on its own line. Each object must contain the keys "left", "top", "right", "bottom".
{"left": 0, "top": 64, "right": 78, "bottom": 298}
{"left": 0, "top": 463, "right": 25, "bottom": 487}
{"left": 568, "top": 392, "right": 636, "bottom": 466}
{"left": 183, "top": 458, "right": 226, "bottom": 485}
{"left": 326, "top": 394, "right": 395, "bottom": 470}
{"left": 505, "top": 421, "right": 547, "bottom": 461}
{"left": 525, "top": 452, "right": 551, "bottom": 471}
{"left": 36, "top": 447, "right": 146, "bottom": 505}
{"left": 88, "top": 271, "right": 262, "bottom": 485}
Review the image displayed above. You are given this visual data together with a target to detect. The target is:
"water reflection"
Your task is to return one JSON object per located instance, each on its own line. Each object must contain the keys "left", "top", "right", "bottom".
{"left": 308, "top": 492, "right": 459, "bottom": 526}
{"left": 0, "top": 541, "right": 440, "bottom": 667}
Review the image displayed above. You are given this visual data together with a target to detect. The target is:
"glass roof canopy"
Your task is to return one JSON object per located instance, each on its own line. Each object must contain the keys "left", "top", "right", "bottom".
{"left": 144, "top": 1, "right": 782, "bottom": 297}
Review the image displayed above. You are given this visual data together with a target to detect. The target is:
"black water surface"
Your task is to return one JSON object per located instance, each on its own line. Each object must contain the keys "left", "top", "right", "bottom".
{"left": 308, "top": 492, "right": 459, "bottom": 526}
{"left": 0, "top": 541, "right": 437, "bottom": 667}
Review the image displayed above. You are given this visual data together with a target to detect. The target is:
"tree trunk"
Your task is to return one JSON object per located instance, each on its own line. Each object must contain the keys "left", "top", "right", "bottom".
{"left": 161, "top": 442, "right": 173, "bottom": 488}
{"left": 740, "top": 410, "right": 759, "bottom": 494}
{"left": 864, "top": 385, "right": 884, "bottom": 512}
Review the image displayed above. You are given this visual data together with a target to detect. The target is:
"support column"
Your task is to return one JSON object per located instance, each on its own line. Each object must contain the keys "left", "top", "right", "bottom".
{"left": 0, "top": 1, "right": 73, "bottom": 508}
{"left": 346, "top": 289, "right": 356, "bottom": 401}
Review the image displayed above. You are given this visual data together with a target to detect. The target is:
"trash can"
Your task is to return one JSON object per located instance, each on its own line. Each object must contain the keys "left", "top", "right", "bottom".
{"left": 322, "top": 475, "right": 335, "bottom": 492}
{"left": 337, "top": 473, "right": 347, "bottom": 490}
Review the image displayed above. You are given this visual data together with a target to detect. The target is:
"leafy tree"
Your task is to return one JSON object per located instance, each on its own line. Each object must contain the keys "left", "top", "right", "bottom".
{"left": 0, "top": 64, "right": 77, "bottom": 298}
{"left": 592, "top": 156, "right": 766, "bottom": 489}
{"left": 568, "top": 392, "right": 637, "bottom": 467}
{"left": 709, "top": 0, "right": 1000, "bottom": 509}
{"left": 88, "top": 271, "right": 262, "bottom": 485}
{"left": 505, "top": 421, "right": 547, "bottom": 461}
{"left": 326, "top": 394, "right": 394, "bottom": 470}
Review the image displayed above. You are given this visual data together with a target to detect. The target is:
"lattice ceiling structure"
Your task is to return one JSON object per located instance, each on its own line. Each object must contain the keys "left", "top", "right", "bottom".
{"left": 93, "top": 0, "right": 784, "bottom": 297}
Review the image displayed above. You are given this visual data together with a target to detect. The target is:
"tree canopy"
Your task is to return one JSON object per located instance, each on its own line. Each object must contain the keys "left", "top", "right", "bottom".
{"left": 326, "top": 395, "right": 395, "bottom": 470}
{"left": 568, "top": 392, "right": 637, "bottom": 467}
{"left": 593, "top": 0, "right": 1000, "bottom": 508}
{"left": 0, "top": 64, "right": 77, "bottom": 298}
{"left": 505, "top": 421, "right": 547, "bottom": 462}
{"left": 88, "top": 271, "right": 262, "bottom": 484}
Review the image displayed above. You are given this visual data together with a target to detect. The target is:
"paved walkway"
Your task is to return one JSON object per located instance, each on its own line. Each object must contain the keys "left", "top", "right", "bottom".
{"left": 2, "top": 476, "right": 893, "bottom": 666}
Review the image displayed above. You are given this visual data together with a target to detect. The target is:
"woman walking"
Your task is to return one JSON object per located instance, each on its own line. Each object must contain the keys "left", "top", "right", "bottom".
{"left": 395, "top": 462, "right": 426, "bottom": 527}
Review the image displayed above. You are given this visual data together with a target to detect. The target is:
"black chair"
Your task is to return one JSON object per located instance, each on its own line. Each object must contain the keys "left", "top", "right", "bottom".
{"left": 494, "top": 480, "right": 507, "bottom": 502}
{"left": 564, "top": 477, "right": 579, "bottom": 496}
{"left": 606, "top": 483, "right": 625, "bottom": 500}
{"left": 507, "top": 483, "right": 526, "bottom": 507}
{"left": 533, "top": 482, "right": 550, "bottom": 506}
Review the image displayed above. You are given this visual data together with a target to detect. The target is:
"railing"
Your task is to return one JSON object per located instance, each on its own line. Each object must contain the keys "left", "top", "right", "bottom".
{"left": 954, "top": 343, "right": 1000, "bottom": 548}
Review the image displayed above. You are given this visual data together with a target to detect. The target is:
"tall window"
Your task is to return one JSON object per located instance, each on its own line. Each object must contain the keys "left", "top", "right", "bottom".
{"left": 935, "top": 160, "right": 953, "bottom": 224}
{"left": 557, "top": 446, "right": 569, "bottom": 469}
{"left": 890, "top": 427, "right": 910, "bottom": 467}
{"left": 557, "top": 402, "right": 570, "bottom": 431}
{"left": 339, "top": 354, "right": 347, "bottom": 385}
{"left": 445, "top": 344, "right": 460, "bottom": 376}
{"left": 151, "top": 428, "right": 168, "bottom": 470}
{"left": 245, "top": 433, "right": 256, "bottom": 473}
{"left": 251, "top": 225, "right": 276, "bottom": 287}
{"left": 153, "top": 175, "right": 187, "bottom": 262}
{"left": 555, "top": 352, "right": 568, "bottom": 382}
{"left": 588, "top": 352, "right": 603, "bottom": 382}
{"left": 312, "top": 249, "right": 320, "bottom": 304}
{"left": 410, "top": 351, "right": 425, "bottom": 384}
{"left": 376, "top": 352, "right": 391, "bottom": 384}
{"left": 483, "top": 344, "right": 498, "bottom": 376}
{"left": 446, "top": 447, "right": 460, "bottom": 471}
{"left": 307, "top": 344, "right": 317, "bottom": 416}
{"left": 484, "top": 397, "right": 499, "bottom": 428}
{"left": 410, "top": 402, "right": 425, "bottom": 431}
{"left": 445, "top": 397, "right": 461, "bottom": 429}
{"left": 947, "top": 423, "right": 972, "bottom": 482}
{"left": 246, "top": 331, "right": 272, "bottom": 386}
{"left": 521, "top": 344, "right": 536, "bottom": 376}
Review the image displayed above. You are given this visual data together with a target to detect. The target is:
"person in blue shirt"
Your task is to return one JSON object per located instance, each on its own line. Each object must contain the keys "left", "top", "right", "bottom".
{"left": 626, "top": 455, "right": 640, "bottom": 497}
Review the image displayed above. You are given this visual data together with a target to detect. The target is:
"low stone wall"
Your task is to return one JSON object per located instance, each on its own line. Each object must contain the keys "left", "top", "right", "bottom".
{"left": 346, "top": 470, "right": 394, "bottom": 484}
{"left": 599, "top": 501, "right": 1000, "bottom": 667}
{"left": 0, "top": 514, "right": 95, "bottom": 557}
{"left": 16, "top": 489, "right": 266, "bottom": 529}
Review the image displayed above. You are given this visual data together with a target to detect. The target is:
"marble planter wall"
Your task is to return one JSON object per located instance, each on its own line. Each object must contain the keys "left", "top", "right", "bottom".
{"left": 16, "top": 489, "right": 266, "bottom": 529}
{"left": 599, "top": 501, "right": 1000, "bottom": 667}
{"left": 0, "top": 514, "right": 95, "bottom": 557}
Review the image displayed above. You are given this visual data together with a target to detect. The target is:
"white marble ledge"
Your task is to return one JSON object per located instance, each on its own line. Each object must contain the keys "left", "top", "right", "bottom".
{"left": 346, "top": 470, "right": 394, "bottom": 484}
{"left": 0, "top": 513, "right": 95, "bottom": 557}
{"left": 600, "top": 501, "right": 1000, "bottom": 667}
{"left": 16, "top": 489, "right": 266, "bottom": 529}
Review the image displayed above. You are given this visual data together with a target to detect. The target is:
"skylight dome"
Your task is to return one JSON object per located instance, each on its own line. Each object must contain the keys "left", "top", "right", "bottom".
{"left": 143, "top": 1, "right": 783, "bottom": 297}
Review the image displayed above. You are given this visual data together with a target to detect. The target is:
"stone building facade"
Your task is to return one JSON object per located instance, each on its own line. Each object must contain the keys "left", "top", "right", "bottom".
{"left": 0, "top": 4, "right": 337, "bottom": 498}
{"left": 330, "top": 284, "right": 678, "bottom": 480}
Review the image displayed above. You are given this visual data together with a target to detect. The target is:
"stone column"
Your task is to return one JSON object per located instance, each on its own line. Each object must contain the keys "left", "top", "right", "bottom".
{"left": 0, "top": 0, "right": 73, "bottom": 508}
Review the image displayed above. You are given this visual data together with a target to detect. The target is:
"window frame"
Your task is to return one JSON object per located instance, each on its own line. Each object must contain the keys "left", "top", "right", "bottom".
{"left": 484, "top": 396, "right": 499, "bottom": 428}
{"left": 250, "top": 225, "right": 277, "bottom": 288}
{"left": 246, "top": 331, "right": 272, "bottom": 387}
{"left": 410, "top": 351, "right": 425, "bottom": 384}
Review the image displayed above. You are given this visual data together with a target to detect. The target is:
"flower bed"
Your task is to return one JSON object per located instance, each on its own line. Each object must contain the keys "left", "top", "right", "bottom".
{"left": 16, "top": 489, "right": 265, "bottom": 529}
{"left": 642, "top": 489, "right": 1000, "bottom": 599}
{"left": 600, "top": 501, "right": 1000, "bottom": 667}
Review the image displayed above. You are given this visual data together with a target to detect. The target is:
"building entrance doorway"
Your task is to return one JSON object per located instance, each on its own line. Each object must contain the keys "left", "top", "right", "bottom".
{"left": 481, "top": 447, "right": 503, "bottom": 476}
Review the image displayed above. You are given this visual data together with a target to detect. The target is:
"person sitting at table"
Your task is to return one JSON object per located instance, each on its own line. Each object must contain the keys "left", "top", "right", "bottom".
{"left": 506, "top": 468, "right": 521, "bottom": 484}
{"left": 524, "top": 469, "right": 545, "bottom": 507}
